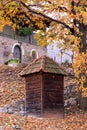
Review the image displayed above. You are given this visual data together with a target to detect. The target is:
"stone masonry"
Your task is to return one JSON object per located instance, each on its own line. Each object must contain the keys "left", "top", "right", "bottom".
{"left": 0, "top": 36, "right": 46, "bottom": 64}
{"left": 0, "top": 25, "right": 46, "bottom": 65}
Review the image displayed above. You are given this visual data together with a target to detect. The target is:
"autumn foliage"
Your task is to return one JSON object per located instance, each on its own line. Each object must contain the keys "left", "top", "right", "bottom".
{"left": 0, "top": 0, "right": 87, "bottom": 98}
{"left": 73, "top": 52, "right": 87, "bottom": 97}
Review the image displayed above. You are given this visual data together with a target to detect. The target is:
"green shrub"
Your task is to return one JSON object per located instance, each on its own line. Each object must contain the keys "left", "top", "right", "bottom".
{"left": 16, "top": 27, "right": 33, "bottom": 36}
{"left": 7, "top": 58, "right": 20, "bottom": 64}
{"left": 64, "top": 59, "right": 69, "bottom": 64}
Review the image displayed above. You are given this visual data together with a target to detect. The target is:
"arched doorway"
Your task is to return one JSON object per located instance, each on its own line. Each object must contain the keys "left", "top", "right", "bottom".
{"left": 31, "top": 49, "right": 38, "bottom": 60}
{"left": 13, "top": 45, "right": 21, "bottom": 62}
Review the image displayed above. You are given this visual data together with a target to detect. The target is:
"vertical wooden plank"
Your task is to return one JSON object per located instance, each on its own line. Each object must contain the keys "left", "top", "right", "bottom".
{"left": 41, "top": 73, "right": 43, "bottom": 117}
{"left": 62, "top": 76, "right": 64, "bottom": 118}
{"left": 25, "top": 72, "right": 64, "bottom": 117}
{"left": 25, "top": 76, "right": 27, "bottom": 115}
{"left": 25, "top": 73, "right": 42, "bottom": 116}
{"left": 43, "top": 73, "right": 64, "bottom": 109}
{"left": 25, "top": 76, "right": 28, "bottom": 114}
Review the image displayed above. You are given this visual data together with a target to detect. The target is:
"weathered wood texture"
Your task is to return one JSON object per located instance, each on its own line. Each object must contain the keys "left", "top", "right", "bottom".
{"left": 25, "top": 73, "right": 42, "bottom": 116}
{"left": 43, "top": 73, "right": 64, "bottom": 109}
{"left": 25, "top": 72, "right": 64, "bottom": 116}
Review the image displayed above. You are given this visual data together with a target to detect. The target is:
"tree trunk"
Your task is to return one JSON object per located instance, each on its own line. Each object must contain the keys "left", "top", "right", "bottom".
{"left": 79, "top": 25, "right": 87, "bottom": 52}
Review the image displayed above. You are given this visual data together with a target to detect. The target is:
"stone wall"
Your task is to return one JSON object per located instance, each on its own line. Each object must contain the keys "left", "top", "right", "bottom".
{"left": 0, "top": 36, "right": 46, "bottom": 64}
{"left": 0, "top": 25, "right": 37, "bottom": 44}
{"left": 63, "top": 64, "right": 78, "bottom": 107}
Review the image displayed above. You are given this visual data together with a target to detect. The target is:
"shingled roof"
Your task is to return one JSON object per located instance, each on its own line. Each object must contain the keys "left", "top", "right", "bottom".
{"left": 20, "top": 56, "right": 67, "bottom": 77}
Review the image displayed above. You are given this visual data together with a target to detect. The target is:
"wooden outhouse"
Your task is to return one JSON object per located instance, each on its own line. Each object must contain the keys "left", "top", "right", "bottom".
{"left": 20, "top": 56, "right": 67, "bottom": 117}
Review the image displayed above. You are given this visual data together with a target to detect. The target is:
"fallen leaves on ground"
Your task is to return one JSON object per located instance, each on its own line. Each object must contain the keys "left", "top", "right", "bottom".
{"left": 0, "top": 65, "right": 25, "bottom": 107}
{"left": 0, "top": 112, "right": 87, "bottom": 130}
{"left": 0, "top": 65, "right": 87, "bottom": 130}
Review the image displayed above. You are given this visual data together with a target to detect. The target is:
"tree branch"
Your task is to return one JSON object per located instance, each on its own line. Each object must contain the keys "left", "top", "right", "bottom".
{"left": 20, "top": 1, "right": 74, "bottom": 34}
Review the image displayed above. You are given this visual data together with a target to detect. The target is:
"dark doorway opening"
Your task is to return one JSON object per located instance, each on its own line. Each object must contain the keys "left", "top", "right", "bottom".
{"left": 13, "top": 45, "right": 21, "bottom": 62}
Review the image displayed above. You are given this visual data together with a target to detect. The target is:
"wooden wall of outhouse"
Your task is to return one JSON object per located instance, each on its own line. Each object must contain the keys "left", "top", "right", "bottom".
{"left": 20, "top": 56, "right": 67, "bottom": 117}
